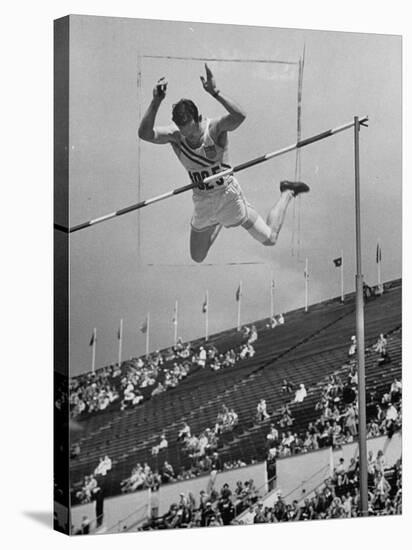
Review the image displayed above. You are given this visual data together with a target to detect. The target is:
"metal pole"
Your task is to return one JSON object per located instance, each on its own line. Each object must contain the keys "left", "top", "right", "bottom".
{"left": 173, "top": 300, "right": 178, "bottom": 346}
{"left": 354, "top": 116, "right": 368, "bottom": 516}
{"left": 205, "top": 290, "right": 209, "bottom": 341}
{"left": 270, "top": 275, "right": 275, "bottom": 319}
{"left": 91, "top": 328, "right": 96, "bottom": 374}
{"left": 304, "top": 257, "right": 309, "bottom": 312}
{"left": 145, "top": 312, "right": 150, "bottom": 358}
{"left": 237, "top": 281, "right": 242, "bottom": 331}
{"left": 118, "top": 318, "right": 123, "bottom": 367}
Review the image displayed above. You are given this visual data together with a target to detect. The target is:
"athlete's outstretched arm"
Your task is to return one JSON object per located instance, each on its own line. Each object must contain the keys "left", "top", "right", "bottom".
{"left": 138, "top": 77, "right": 176, "bottom": 144}
{"left": 200, "top": 63, "right": 246, "bottom": 133}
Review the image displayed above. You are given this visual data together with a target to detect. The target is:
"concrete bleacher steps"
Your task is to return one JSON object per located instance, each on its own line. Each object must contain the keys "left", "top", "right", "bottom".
{"left": 70, "top": 280, "right": 401, "bottom": 501}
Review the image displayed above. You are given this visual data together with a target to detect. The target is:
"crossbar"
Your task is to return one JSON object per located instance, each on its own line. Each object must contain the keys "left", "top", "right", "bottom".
{"left": 54, "top": 116, "right": 368, "bottom": 234}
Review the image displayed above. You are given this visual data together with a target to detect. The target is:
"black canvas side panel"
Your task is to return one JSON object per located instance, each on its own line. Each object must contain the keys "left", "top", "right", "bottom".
{"left": 54, "top": 15, "right": 70, "bottom": 536}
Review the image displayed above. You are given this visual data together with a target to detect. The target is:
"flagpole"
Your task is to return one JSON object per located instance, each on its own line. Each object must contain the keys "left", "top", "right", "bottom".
{"left": 145, "top": 312, "right": 150, "bottom": 358}
{"left": 118, "top": 318, "right": 123, "bottom": 367}
{"left": 91, "top": 328, "right": 97, "bottom": 374}
{"left": 377, "top": 239, "right": 382, "bottom": 288}
{"left": 205, "top": 290, "right": 209, "bottom": 341}
{"left": 340, "top": 250, "right": 344, "bottom": 302}
{"left": 270, "top": 274, "right": 274, "bottom": 319}
{"left": 237, "top": 281, "right": 242, "bottom": 331}
{"left": 304, "top": 258, "right": 309, "bottom": 312}
{"left": 173, "top": 300, "right": 178, "bottom": 346}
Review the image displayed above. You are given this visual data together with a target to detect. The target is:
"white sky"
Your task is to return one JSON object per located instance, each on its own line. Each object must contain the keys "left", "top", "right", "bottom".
{"left": 65, "top": 16, "right": 401, "bottom": 375}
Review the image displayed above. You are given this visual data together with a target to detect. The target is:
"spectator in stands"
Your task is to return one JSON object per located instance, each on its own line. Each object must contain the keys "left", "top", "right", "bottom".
{"left": 390, "top": 378, "right": 402, "bottom": 403}
{"left": 367, "top": 419, "right": 381, "bottom": 438}
{"left": 374, "top": 333, "right": 387, "bottom": 354}
{"left": 70, "top": 442, "right": 81, "bottom": 459}
{"left": 279, "top": 404, "right": 294, "bottom": 428}
{"left": 161, "top": 461, "right": 175, "bottom": 483}
{"left": 218, "top": 496, "right": 235, "bottom": 525}
{"left": 76, "top": 474, "right": 98, "bottom": 504}
{"left": 198, "top": 346, "right": 207, "bottom": 368}
{"left": 348, "top": 335, "right": 357, "bottom": 357}
{"left": 201, "top": 502, "right": 216, "bottom": 527}
{"left": 94, "top": 455, "right": 112, "bottom": 477}
{"left": 257, "top": 398, "right": 270, "bottom": 421}
{"left": 385, "top": 403, "right": 399, "bottom": 435}
{"left": 281, "top": 378, "right": 294, "bottom": 394}
{"left": 273, "top": 495, "right": 287, "bottom": 521}
{"left": 239, "top": 342, "right": 255, "bottom": 359}
{"left": 371, "top": 450, "right": 385, "bottom": 480}
{"left": 152, "top": 433, "right": 168, "bottom": 455}
{"left": 266, "top": 423, "right": 279, "bottom": 445}
{"left": 248, "top": 325, "right": 258, "bottom": 344}
{"left": 151, "top": 382, "right": 165, "bottom": 397}
{"left": 363, "top": 281, "right": 373, "bottom": 300}
{"left": 241, "top": 504, "right": 256, "bottom": 525}
{"left": 294, "top": 383, "right": 307, "bottom": 403}
{"left": 282, "top": 430, "right": 295, "bottom": 455}
{"left": 253, "top": 502, "right": 267, "bottom": 523}
{"left": 277, "top": 313, "right": 285, "bottom": 325}
{"left": 177, "top": 421, "right": 191, "bottom": 442}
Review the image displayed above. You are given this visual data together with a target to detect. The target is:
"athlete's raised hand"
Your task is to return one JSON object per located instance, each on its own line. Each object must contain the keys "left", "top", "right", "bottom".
{"left": 200, "top": 63, "right": 218, "bottom": 96}
{"left": 153, "top": 77, "right": 168, "bottom": 101}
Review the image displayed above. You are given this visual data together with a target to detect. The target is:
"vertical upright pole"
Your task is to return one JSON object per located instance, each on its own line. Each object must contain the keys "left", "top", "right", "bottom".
{"left": 304, "top": 258, "right": 309, "bottom": 312}
{"left": 145, "top": 312, "right": 150, "bottom": 358}
{"left": 270, "top": 275, "right": 275, "bottom": 319}
{"left": 377, "top": 239, "right": 382, "bottom": 288}
{"left": 205, "top": 290, "right": 209, "bottom": 341}
{"left": 340, "top": 249, "right": 344, "bottom": 302}
{"left": 173, "top": 300, "right": 178, "bottom": 346}
{"left": 354, "top": 116, "right": 368, "bottom": 516}
{"left": 91, "top": 328, "right": 97, "bottom": 374}
{"left": 118, "top": 318, "right": 123, "bottom": 367}
{"left": 237, "top": 281, "right": 242, "bottom": 331}
{"left": 136, "top": 55, "right": 142, "bottom": 263}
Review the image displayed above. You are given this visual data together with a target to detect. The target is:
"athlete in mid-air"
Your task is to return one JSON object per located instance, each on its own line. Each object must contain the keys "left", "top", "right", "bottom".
{"left": 138, "top": 64, "right": 309, "bottom": 263}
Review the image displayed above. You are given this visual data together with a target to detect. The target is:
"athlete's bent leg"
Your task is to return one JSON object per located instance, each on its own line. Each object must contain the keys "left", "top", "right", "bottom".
{"left": 190, "top": 224, "right": 222, "bottom": 263}
{"left": 241, "top": 194, "right": 293, "bottom": 247}
{"left": 242, "top": 181, "right": 309, "bottom": 247}
{"left": 241, "top": 210, "right": 275, "bottom": 246}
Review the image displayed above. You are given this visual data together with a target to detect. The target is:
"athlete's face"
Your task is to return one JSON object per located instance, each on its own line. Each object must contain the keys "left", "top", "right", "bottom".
{"left": 177, "top": 118, "right": 201, "bottom": 140}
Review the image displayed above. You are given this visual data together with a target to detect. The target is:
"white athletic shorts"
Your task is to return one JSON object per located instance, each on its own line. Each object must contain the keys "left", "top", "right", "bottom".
{"left": 191, "top": 178, "right": 250, "bottom": 231}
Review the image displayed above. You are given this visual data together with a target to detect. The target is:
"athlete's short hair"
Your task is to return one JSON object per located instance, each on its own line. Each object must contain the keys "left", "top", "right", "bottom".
{"left": 172, "top": 99, "right": 200, "bottom": 126}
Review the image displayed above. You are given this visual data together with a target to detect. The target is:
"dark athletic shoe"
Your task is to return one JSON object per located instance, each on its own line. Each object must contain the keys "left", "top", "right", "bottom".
{"left": 280, "top": 180, "right": 310, "bottom": 196}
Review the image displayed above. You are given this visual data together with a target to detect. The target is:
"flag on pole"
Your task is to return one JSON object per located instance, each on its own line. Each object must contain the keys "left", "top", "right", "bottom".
{"left": 140, "top": 317, "right": 148, "bottom": 334}
{"left": 376, "top": 243, "right": 382, "bottom": 263}
{"left": 304, "top": 258, "right": 309, "bottom": 312}
{"left": 271, "top": 279, "right": 275, "bottom": 290}
{"left": 89, "top": 331, "right": 96, "bottom": 346}
{"left": 117, "top": 322, "right": 123, "bottom": 340}
{"left": 333, "top": 257, "right": 342, "bottom": 267}
{"left": 172, "top": 302, "right": 178, "bottom": 326}
{"left": 235, "top": 284, "right": 242, "bottom": 302}
{"left": 202, "top": 294, "right": 208, "bottom": 314}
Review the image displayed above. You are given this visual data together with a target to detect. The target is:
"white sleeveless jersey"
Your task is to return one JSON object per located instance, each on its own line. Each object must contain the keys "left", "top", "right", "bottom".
{"left": 171, "top": 119, "right": 233, "bottom": 195}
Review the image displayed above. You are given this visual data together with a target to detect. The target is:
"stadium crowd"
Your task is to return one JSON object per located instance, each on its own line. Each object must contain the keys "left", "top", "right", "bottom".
{"left": 138, "top": 448, "right": 401, "bottom": 531}
{"left": 69, "top": 312, "right": 402, "bottom": 537}
{"left": 69, "top": 323, "right": 268, "bottom": 419}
